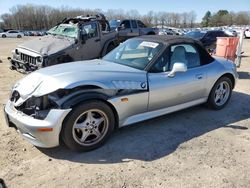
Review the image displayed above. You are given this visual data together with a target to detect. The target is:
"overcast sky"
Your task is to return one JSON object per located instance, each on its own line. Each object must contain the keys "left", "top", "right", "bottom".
{"left": 0, "top": 0, "right": 249, "bottom": 22}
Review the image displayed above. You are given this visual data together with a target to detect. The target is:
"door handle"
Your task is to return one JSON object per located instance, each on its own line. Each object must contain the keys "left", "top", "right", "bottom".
{"left": 95, "top": 39, "right": 100, "bottom": 42}
{"left": 195, "top": 74, "right": 203, "bottom": 80}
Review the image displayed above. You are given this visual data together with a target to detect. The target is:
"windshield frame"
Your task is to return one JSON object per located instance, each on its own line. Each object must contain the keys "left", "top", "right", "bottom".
{"left": 109, "top": 20, "right": 121, "bottom": 29}
{"left": 48, "top": 23, "right": 79, "bottom": 39}
{"left": 103, "top": 38, "right": 164, "bottom": 71}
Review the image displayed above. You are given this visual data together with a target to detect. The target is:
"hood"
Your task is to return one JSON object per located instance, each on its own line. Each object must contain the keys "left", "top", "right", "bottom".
{"left": 18, "top": 35, "right": 75, "bottom": 55}
{"left": 13, "top": 59, "right": 147, "bottom": 106}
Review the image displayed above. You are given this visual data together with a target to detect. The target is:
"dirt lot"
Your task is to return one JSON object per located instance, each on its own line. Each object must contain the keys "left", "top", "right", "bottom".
{"left": 0, "top": 37, "right": 250, "bottom": 188}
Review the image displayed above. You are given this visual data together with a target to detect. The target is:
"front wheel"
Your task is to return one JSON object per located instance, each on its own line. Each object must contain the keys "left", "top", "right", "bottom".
{"left": 61, "top": 100, "right": 115, "bottom": 151}
{"left": 17, "top": 35, "right": 22, "bottom": 38}
{"left": 207, "top": 77, "right": 233, "bottom": 110}
{"left": 2, "top": 34, "right": 6, "bottom": 38}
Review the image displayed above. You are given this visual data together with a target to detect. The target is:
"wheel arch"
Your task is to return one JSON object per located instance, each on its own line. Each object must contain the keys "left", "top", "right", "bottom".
{"left": 147, "top": 31, "right": 155, "bottom": 35}
{"left": 59, "top": 87, "right": 119, "bottom": 129}
{"left": 218, "top": 73, "right": 235, "bottom": 89}
{"left": 100, "top": 38, "right": 119, "bottom": 57}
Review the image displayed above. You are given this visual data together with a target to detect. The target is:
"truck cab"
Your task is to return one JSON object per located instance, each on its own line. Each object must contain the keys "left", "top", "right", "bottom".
{"left": 110, "top": 19, "right": 159, "bottom": 42}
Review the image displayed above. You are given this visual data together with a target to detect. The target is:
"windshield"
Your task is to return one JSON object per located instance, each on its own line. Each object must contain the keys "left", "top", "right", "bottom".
{"left": 185, "top": 31, "right": 206, "bottom": 39}
{"left": 48, "top": 24, "right": 78, "bottom": 38}
{"left": 103, "top": 39, "right": 163, "bottom": 70}
{"left": 109, "top": 20, "right": 121, "bottom": 29}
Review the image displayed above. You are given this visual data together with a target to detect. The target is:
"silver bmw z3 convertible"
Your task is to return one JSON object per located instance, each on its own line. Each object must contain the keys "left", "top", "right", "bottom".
{"left": 4, "top": 35, "right": 238, "bottom": 151}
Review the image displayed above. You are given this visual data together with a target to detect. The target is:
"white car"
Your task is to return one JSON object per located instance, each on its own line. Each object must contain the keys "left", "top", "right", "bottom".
{"left": 245, "top": 29, "right": 250, "bottom": 38}
{"left": 0, "top": 30, "right": 24, "bottom": 38}
{"left": 224, "top": 29, "right": 237, "bottom": 37}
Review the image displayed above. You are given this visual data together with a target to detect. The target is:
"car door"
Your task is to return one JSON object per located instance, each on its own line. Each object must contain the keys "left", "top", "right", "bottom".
{"left": 131, "top": 20, "right": 139, "bottom": 36}
{"left": 118, "top": 20, "right": 133, "bottom": 40}
{"left": 148, "top": 43, "right": 207, "bottom": 111}
{"left": 7, "top": 31, "right": 13, "bottom": 37}
{"left": 10, "top": 31, "right": 18, "bottom": 38}
{"left": 78, "top": 22, "right": 102, "bottom": 60}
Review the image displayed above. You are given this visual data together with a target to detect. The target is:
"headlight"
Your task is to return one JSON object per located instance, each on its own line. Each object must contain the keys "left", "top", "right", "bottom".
{"left": 36, "top": 56, "right": 43, "bottom": 63}
{"left": 10, "top": 90, "right": 20, "bottom": 102}
{"left": 36, "top": 57, "right": 43, "bottom": 66}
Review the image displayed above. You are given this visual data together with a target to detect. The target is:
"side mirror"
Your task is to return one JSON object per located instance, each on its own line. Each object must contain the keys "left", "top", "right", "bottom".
{"left": 168, "top": 63, "right": 187, "bottom": 77}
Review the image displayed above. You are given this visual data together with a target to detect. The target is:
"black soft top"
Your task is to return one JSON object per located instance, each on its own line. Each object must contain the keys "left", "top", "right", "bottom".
{"left": 137, "top": 35, "right": 215, "bottom": 65}
{"left": 138, "top": 35, "right": 202, "bottom": 46}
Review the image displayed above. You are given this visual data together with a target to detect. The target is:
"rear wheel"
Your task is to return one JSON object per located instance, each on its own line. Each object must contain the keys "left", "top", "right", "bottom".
{"left": 61, "top": 100, "right": 115, "bottom": 151}
{"left": 207, "top": 77, "right": 233, "bottom": 110}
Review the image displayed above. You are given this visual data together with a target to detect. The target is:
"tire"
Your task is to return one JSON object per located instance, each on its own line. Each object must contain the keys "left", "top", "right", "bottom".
{"left": 207, "top": 77, "right": 233, "bottom": 110}
{"left": 61, "top": 100, "right": 115, "bottom": 152}
{"left": 2, "top": 34, "right": 6, "bottom": 38}
{"left": 17, "top": 35, "right": 21, "bottom": 38}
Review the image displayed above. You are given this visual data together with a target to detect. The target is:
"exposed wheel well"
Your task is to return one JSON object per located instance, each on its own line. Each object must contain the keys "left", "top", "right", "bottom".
{"left": 219, "top": 73, "right": 235, "bottom": 89}
{"left": 108, "top": 41, "right": 115, "bottom": 46}
{"left": 147, "top": 32, "right": 155, "bottom": 35}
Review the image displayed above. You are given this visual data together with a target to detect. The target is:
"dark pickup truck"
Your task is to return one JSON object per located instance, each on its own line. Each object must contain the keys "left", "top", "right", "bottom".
{"left": 109, "top": 19, "right": 159, "bottom": 41}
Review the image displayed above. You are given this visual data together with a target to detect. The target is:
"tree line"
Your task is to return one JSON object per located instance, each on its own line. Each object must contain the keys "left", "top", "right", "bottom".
{"left": 201, "top": 10, "right": 250, "bottom": 27}
{"left": 0, "top": 4, "right": 249, "bottom": 31}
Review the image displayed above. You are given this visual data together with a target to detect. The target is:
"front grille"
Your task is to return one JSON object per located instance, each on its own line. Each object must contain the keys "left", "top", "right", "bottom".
{"left": 20, "top": 53, "right": 36, "bottom": 65}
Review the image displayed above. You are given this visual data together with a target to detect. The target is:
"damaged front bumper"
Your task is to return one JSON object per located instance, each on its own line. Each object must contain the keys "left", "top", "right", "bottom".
{"left": 4, "top": 100, "right": 71, "bottom": 148}
{"left": 8, "top": 57, "right": 39, "bottom": 73}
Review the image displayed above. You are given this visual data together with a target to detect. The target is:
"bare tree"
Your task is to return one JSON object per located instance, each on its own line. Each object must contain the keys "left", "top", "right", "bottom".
{"left": 1, "top": 4, "right": 249, "bottom": 30}
{"left": 127, "top": 9, "right": 141, "bottom": 19}
{"left": 188, "top": 11, "right": 197, "bottom": 28}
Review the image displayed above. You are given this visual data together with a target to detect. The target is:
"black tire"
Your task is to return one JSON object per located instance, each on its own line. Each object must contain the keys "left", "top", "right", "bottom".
{"left": 9, "top": 65, "right": 17, "bottom": 70}
{"left": 2, "top": 34, "right": 6, "bottom": 38}
{"left": 17, "top": 35, "right": 22, "bottom": 38}
{"left": 207, "top": 77, "right": 233, "bottom": 110}
{"left": 61, "top": 100, "right": 115, "bottom": 152}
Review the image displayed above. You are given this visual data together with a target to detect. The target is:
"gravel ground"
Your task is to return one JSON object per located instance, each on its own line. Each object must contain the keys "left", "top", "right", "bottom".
{"left": 0, "top": 37, "right": 250, "bottom": 188}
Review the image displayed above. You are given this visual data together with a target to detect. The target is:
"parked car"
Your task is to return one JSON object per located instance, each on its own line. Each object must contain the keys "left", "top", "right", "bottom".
{"left": 158, "top": 28, "right": 175, "bottom": 36}
{"left": 224, "top": 29, "right": 237, "bottom": 37}
{"left": 172, "top": 28, "right": 185, "bottom": 36}
{"left": 185, "top": 30, "right": 229, "bottom": 50}
{"left": 4, "top": 35, "right": 238, "bottom": 151}
{"left": 109, "top": 19, "right": 159, "bottom": 41}
{"left": 245, "top": 28, "right": 250, "bottom": 38}
{"left": 9, "top": 14, "right": 119, "bottom": 73}
{"left": 0, "top": 30, "right": 24, "bottom": 38}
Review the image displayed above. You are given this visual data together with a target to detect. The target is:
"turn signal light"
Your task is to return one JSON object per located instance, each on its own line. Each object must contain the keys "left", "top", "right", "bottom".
{"left": 37, "top": 128, "right": 53, "bottom": 132}
{"left": 121, "top": 98, "right": 129, "bottom": 102}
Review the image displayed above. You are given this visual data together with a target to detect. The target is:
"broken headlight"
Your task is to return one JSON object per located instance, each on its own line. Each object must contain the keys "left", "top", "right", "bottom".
{"left": 16, "top": 95, "right": 53, "bottom": 120}
{"left": 36, "top": 56, "right": 43, "bottom": 67}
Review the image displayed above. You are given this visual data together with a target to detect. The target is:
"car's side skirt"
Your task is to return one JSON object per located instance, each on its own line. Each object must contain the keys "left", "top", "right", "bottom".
{"left": 120, "top": 98, "right": 207, "bottom": 127}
